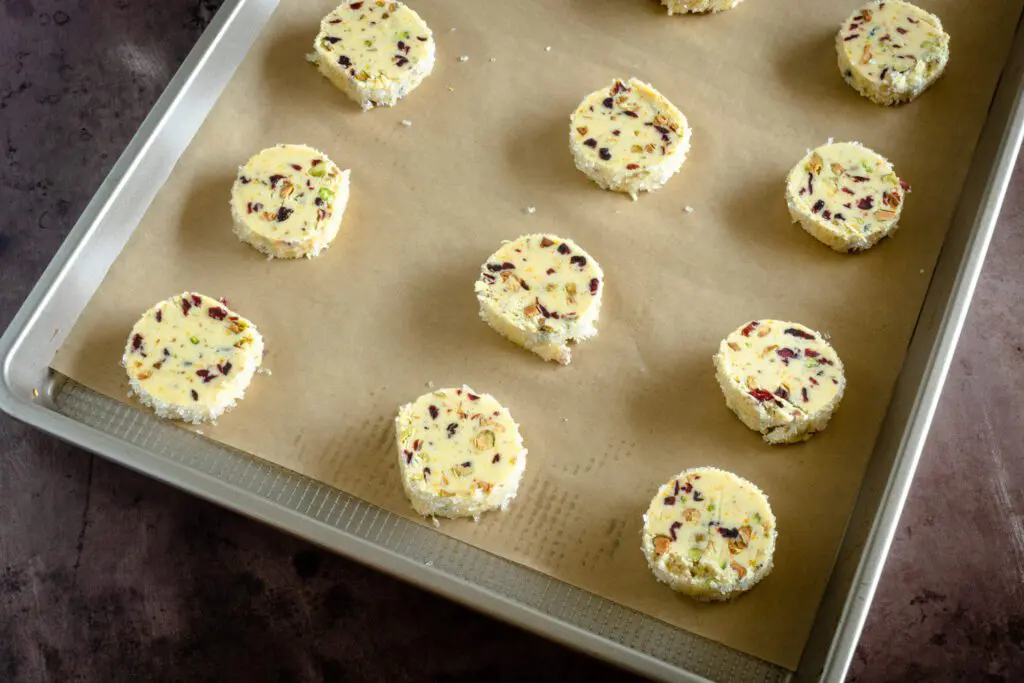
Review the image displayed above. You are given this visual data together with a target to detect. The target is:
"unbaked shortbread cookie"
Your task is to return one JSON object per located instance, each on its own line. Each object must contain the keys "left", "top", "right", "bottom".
{"left": 474, "top": 234, "right": 604, "bottom": 365}
{"left": 569, "top": 78, "right": 691, "bottom": 200}
{"left": 122, "top": 292, "right": 265, "bottom": 424}
{"left": 785, "top": 141, "right": 907, "bottom": 253}
{"left": 837, "top": 1, "right": 950, "bottom": 106}
{"left": 714, "top": 319, "right": 846, "bottom": 444}
{"left": 231, "top": 144, "right": 350, "bottom": 259}
{"left": 314, "top": 1, "right": 436, "bottom": 110}
{"left": 662, "top": 0, "right": 745, "bottom": 14}
{"left": 395, "top": 386, "right": 528, "bottom": 520}
{"left": 642, "top": 467, "right": 777, "bottom": 601}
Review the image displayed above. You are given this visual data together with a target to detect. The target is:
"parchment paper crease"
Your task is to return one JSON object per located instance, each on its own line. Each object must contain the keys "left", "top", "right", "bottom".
{"left": 52, "top": 0, "right": 1023, "bottom": 668}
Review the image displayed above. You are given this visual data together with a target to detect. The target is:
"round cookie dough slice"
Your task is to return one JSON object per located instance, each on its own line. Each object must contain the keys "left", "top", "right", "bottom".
{"left": 122, "top": 292, "right": 265, "bottom": 424}
{"left": 714, "top": 319, "right": 846, "bottom": 444}
{"left": 785, "top": 141, "right": 907, "bottom": 253}
{"left": 395, "top": 386, "right": 528, "bottom": 520}
{"left": 231, "top": 144, "right": 350, "bottom": 259}
{"left": 569, "top": 78, "right": 691, "bottom": 200}
{"left": 642, "top": 467, "right": 777, "bottom": 601}
{"left": 314, "top": 1, "right": 436, "bottom": 111}
{"left": 474, "top": 234, "right": 604, "bottom": 365}
{"left": 837, "top": 1, "right": 950, "bottom": 106}
{"left": 662, "top": 0, "right": 745, "bottom": 14}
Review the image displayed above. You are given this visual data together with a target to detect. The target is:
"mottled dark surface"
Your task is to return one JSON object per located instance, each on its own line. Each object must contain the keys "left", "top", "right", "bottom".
{"left": 0, "top": 2, "right": 1022, "bottom": 682}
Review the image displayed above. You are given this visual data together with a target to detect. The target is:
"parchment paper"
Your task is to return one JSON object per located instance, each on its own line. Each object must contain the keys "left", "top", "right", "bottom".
{"left": 52, "top": 0, "right": 1023, "bottom": 668}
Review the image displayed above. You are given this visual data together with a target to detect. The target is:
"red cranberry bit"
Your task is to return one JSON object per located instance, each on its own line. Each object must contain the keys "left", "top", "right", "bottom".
{"left": 276, "top": 206, "right": 294, "bottom": 222}
{"left": 673, "top": 480, "right": 680, "bottom": 495}
{"left": 181, "top": 298, "right": 192, "bottom": 315}
{"left": 589, "top": 278, "right": 599, "bottom": 295}
{"left": 851, "top": 175, "right": 870, "bottom": 183}
{"left": 329, "top": 18, "right": 342, "bottom": 24}
{"left": 191, "top": 295, "right": 202, "bottom": 307}
{"left": 486, "top": 263, "right": 502, "bottom": 272}
{"left": 196, "top": 369, "right": 210, "bottom": 379}
{"left": 155, "top": 310, "right": 162, "bottom": 323}
{"left": 802, "top": 387, "right": 810, "bottom": 403}
{"left": 740, "top": 321, "right": 759, "bottom": 337}
{"left": 557, "top": 243, "right": 571, "bottom": 255}
{"left": 412, "top": 439, "right": 422, "bottom": 452}
{"left": 626, "top": 163, "right": 639, "bottom": 170}
{"left": 467, "top": 393, "right": 480, "bottom": 401}
{"left": 844, "top": 33, "right": 860, "bottom": 41}
{"left": 191, "top": 390, "right": 199, "bottom": 401}
{"left": 809, "top": 377, "right": 819, "bottom": 386}
{"left": 680, "top": 481, "right": 693, "bottom": 494}
{"left": 622, "top": 111, "right": 638, "bottom": 118}
{"left": 546, "top": 268, "right": 556, "bottom": 275}
{"left": 823, "top": 209, "right": 832, "bottom": 220}
{"left": 268, "top": 174, "right": 285, "bottom": 189}
{"left": 669, "top": 521, "right": 682, "bottom": 541}
{"left": 163, "top": 348, "right": 171, "bottom": 358}
{"left": 311, "top": 159, "right": 322, "bottom": 166}
{"left": 807, "top": 172, "right": 814, "bottom": 195}
{"left": 208, "top": 306, "right": 227, "bottom": 320}
{"left": 131, "top": 333, "right": 143, "bottom": 351}
{"left": 899, "top": 180, "right": 911, "bottom": 192}
{"left": 693, "top": 490, "right": 704, "bottom": 502}
{"left": 784, "top": 327, "right": 816, "bottom": 340}
{"left": 540, "top": 237, "right": 555, "bottom": 248}
{"left": 896, "top": 27, "right": 908, "bottom": 34}
{"left": 717, "top": 526, "right": 740, "bottom": 539}
{"left": 290, "top": 164, "right": 302, "bottom": 171}
{"left": 812, "top": 199, "right": 825, "bottom": 214}
{"left": 749, "top": 388, "right": 774, "bottom": 402}
{"left": 804, "top": 348, "right": 820, "bottom": 358}
{"left": 395, "top": 56, "right": 409, "bottom": 67}
{"left": 500, "top": 262, "right": 515, "bottom": 270}
{"left": 350, "top": 1, "right": 363, "bottom": 8}
{"left": 217, "top": 362, "right": 233, "bottom": 376}
{"left": 446, "top": 422, "right": 458, "bottom": 438}
{"left": 602, "top": 97, "right": 614, "bottom": 108}
{"left": 338, "top": 55, "right": 352, "bottom": 67}
{"left": 774, "top": 386, "right": 789, "bottom": 400}
{"left": 492, "top": 454, "right": 501, "bottom": 464}
{"left": 835, "top": 212, "right": 846, "bottom": 220}
{"left": 611, "top": 80, "right": 626, "bottom": 94}
{"left": 818, "top": 357, "right": 835, "bottom": 366}
{"left": 536, "top": 301, "right": 552, "bottom": 318}
{"left": 612, "top": 129, "right": 621, "bottom": 136}
{"left": 404, "top": 450, "right": 413, "bottom": 464}
{"left": 428, "top": 405, "right": 439, "bottom": 419}
{"left": 417, "top": 35, "right": 428, "bottom": 41}
{"left": 460, "top": 461, "right": 471, "bottom": 468}
{"left": 857, "top": 196, "right": 874, "bottom": 210}
{"left": 519, "top": 279, "right": 530, "bottom": 291}
{"left": 583, "top": 138, "right": 597, "bottom": 148}
{"left": 598, "top": 148, "right": 612, "bottom": 161}
{"left": 777, "top": 348, "right": 799, "bottom": 360}
{"left": 842, "top": 187, "right": 855, "bottom": 195}
{"left": 570, "top": 255, "right": 587, "bottom": 268}
{"left": 246, "top": 202, "right": 255, "bottom": 214}
{"left": 908, "top": 16, "right": 919, "bottom": 23}
{"left": 663, "top": 495, "right": 676, "bottom": 506}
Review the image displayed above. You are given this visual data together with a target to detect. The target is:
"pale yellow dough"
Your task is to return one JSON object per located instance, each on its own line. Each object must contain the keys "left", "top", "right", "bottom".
{"left": 662, "top": 0, "right": 745, "bottom": 14}
{"left": 641, "top": 467, "right": 776, "bottom": 601}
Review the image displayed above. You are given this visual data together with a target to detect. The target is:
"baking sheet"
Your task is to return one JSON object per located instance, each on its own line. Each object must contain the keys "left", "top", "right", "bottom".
{"left": 50, "top": 0, "right": 1023, "bottom": 669}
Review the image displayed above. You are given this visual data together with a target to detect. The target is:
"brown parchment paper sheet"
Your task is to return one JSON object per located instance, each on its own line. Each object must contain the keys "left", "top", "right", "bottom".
{"left": 52, "top": 0, "right": 1023, "bottom": 668}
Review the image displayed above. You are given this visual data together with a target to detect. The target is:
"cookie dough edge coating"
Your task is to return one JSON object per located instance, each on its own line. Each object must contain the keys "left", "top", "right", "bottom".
{"left": 711, "top": 331, "right": 847, "bottom": 445}
{"left": 662, "top": 0, "right": 745, "bottom": 15}
{"left": 123, "top": 295, "right": 266, "bottom": 424}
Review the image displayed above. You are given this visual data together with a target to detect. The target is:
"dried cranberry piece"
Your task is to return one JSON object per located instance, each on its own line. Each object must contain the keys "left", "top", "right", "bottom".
{"left": 429, "top": 405, "right": 439, "bottom": 419}
{"left": 446, "top": 422, "right": 458, "bottom": 438}
{"left": 208, "top": 306, "right": 227, "bottom": 320}
{"left": 784, "top": 327, "right": 815, "bottom": 340}
{"left": 350, "top": 1, "right": 364, "bottom": 8}
{"left": 777, "top": 348, "right": 799, "bottom": 360}
{"left": 740, "top": 321, "right": 759, "bottom": 337}
{"left": 131, "top": 333, "right": 143, "bottom": 351}
{"left": 268, "top": 174, "right": 285, "bottom": 188}
{"left": 774, "top": 386, "right": 789, "bottom": 400}
{"left": 395, "top": 56, "right": 409, "bottom": 67}
{"left": 802, "top": 387, "right": 810, "bottom": 403}
{"left": 896, "top": 27, "right": 908, "bottom": 34}
{"left": 851, "top": 175, "right": 870, "bottom": 183}
{"left": 822, "top": 209, "right": 832, "bottom": 220}
{"left": 338, "top": 55, "right": 352, "bottom": 67}
{"left": 693, "top": 490, "right": 704, "bottom": 502}
{"left": 492, "top": 454, "right": 501, "bottom": 464}
{"left": 805, "top": 349, "right": 820, "bottom": 358}
{"left": 589, "top": 278, "right": 599, "bottom": 294}
{"left": 812, "top": 199, "right": 825, "bottom": 214}
{"left": 191, "top": 390, "right": 199, "bottom": 401}
{"left": 570, "top": 255, "right": 587, "bottom": 268}
{"left": 467, "top": 393, "right": 480, "bottom": 401}
{"left": 546, "top": 268, "right": 556, "bottom": 275}
{"left": 598, "top": 148, "right": 611, "bottom": 161}
{"left": 602, "top": 97, "right": 614, "bottom": 108}
{"left": 557, "top": 243, "right": 571, "bottom": 255}
{"left": 899, "top": 180, "right": 911, "bottom": 192}
{"left": 857, "top": 196, "right": 874, "bottom": 210}
{"left": 217, "top": 362, "right": 233, "bottom": 376}
{"left": 155, "top": 310, "right": 162, "bottom": 323}
{"left": 663, "top": 496, "right": 676, "bottom": 505}
{"left": 276, "top": 207, "right": 294, "bottom": 222}
{"left": 191, "top": 295, "right": 202, "bottom": 307}
{"left": 239, "top": 176, "right": 250, "bottom": 184}
{"left": 500, "top": 262, "right": 515, "bottom": 270}
{"left": 540, "top": 237, "right": 554, "bottom": 248}
{"left": 404, "top": 450, "right": 413, "bottom": 464}
{"left": 486, "top": 263, "right": 502, "bottom": 272}
{"left": 717, "top": 527, "right": 740, "bottom": 539}
{"left": 622, "top": 111, "right": 638, "bottom": 118}
{"left": 669, "top": 521, "right": 682, "bottom": 541}
{"left": 537, "top": 301, "right": 552, "bottom": 318}
{"left": 583, "top": 138, "right": 597, "bottom": 148}
{"left": 749, "top": 388, "right": 774, "bottom": 402}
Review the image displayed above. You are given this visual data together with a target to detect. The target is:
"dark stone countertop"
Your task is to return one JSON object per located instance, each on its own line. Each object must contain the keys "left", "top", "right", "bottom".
{"left": 0, "top": 2, "right": 1021, "bottom": 681}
